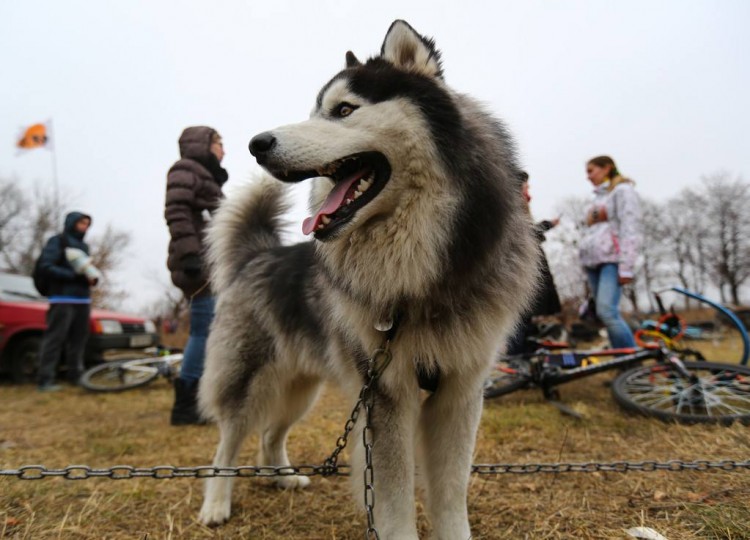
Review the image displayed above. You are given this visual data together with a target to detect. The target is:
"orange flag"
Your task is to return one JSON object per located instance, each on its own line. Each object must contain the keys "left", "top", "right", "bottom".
{"left": 17, "top": 122, "right": 50, "bottom": 150}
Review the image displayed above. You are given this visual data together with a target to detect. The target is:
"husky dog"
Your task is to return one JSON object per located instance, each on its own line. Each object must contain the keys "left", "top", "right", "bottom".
{"left": 198, "top": 20, "right": 539, "bottom": 539}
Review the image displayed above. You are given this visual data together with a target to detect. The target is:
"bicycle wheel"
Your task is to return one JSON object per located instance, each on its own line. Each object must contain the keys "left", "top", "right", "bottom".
{"left": 483, "top": 357, "right": 533, "bottom": 399}
{"left": 79, "top": 358, "right": 161, "bottom": 392}
{"left": 612, "top": 361, "right": 750, "bottom": 425}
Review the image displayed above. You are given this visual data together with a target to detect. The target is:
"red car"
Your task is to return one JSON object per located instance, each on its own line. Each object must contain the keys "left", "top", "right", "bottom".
{"left": 0, "top": 271, "right": 158, "bottom": 382}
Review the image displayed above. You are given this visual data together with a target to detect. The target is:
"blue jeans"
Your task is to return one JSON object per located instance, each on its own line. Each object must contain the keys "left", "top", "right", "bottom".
{"left": 585, "top": 264, "right": 636, "bottom": 349}
{"left": 180, "top": 295, "right": 215, "bottom": 382}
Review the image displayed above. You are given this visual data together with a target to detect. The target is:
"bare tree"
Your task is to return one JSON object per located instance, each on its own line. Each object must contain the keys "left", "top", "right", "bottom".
{"left": 701, "top": 172, "right": 750, "bottom": 305}
{"left": 545, "top": 196, "right": 589, "bottom": 303}
{"left": 656, "top": 190, "right": 708, "bottom": 309}
{"left": 637, "top": 197, "right": 668, "bottom": 311}
{"left": 0, "top": 180, "right": 26, "bottom": 261}
{"left": 88, "top": 225, "right": 132, "bottom": 309}
{"left": 0, "top": 179, "right": 60, "bottom": 275}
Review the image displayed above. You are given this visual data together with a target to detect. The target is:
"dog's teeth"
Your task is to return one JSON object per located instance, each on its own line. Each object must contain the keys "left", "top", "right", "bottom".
{"left": 346, "top": 198, "right": 353, "bottom": 205}
{"left": 321, "top": 216, "right": 331, "bottom": 224}
{"left": 359, "top": 179, "right": 372, "bottom": 192}
{"left": 354, "top": 191, "right": 362, "bottom": 199}
{"left": 317, "top": 224, "right": 325, "bottom": 230}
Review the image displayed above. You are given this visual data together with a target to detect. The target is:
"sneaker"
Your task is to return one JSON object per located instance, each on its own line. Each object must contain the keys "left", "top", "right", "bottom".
{"left": 38, "top": 384, "right": 63, "bottom": 392}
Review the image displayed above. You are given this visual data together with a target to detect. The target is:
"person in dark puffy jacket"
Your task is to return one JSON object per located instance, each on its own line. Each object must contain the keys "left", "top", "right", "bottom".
{"left": 36, "top": 211, "right": 96, "bottom": 391}
{"left": 165, "top": 126, "right": 227, "bottom": 425}
{"left": 506, "top": 173, "right": 562, "bottom": 355}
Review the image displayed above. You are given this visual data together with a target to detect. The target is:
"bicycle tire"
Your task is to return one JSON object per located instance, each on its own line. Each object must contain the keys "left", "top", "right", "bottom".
{"left": 668, "top": 287, "right": 749, "bottom": 366}
{"left": 79, "top": 358, "right": 161, "bottom": 392}
{"left": 612, "top": 361, "right": 750, "bottom": 425}
{"left": 483, "top": 357, "right": 533, "bottom": 399}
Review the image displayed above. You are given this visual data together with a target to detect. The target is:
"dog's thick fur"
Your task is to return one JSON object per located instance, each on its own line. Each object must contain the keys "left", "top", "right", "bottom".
{"left": 198, "top": 20, "right": 539, "bottom": 539}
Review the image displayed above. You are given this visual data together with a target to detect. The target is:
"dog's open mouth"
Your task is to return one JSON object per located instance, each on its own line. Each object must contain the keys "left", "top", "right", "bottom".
{"left": 300, "top": 151, "right": 391, "bottom": 240}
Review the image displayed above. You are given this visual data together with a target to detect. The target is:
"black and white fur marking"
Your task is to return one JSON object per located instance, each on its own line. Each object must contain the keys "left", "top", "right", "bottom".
{"left": 198, "top": 20, "right": 540, "bottom": 539}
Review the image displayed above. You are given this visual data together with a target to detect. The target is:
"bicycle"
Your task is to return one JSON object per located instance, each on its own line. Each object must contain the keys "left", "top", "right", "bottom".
{"left": 80, "top": 346, "right": 183, "bottom": 392}
{"left": 484, "top": 288, "right": 750, "bottom": 425}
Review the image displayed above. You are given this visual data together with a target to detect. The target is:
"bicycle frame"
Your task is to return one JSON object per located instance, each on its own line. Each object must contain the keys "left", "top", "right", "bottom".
{"left": 542, "top": 348, "right": 657, "bottom": 387}
{"left": 511, "top": 347, "right": 659, "bottom": 400}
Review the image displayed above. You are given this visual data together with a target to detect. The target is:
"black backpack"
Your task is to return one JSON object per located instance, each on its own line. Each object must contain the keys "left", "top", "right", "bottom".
{"left": 32, "top": 235, "right": 67, "bottom": 297}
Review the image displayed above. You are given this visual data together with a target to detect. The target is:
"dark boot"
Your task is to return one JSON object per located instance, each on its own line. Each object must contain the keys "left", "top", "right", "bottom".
{"left": 170, "top": 378, "right": 206, "bottom": 426}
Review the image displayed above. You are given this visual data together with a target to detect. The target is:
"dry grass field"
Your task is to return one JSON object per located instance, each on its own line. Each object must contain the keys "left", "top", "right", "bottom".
{"left": 2, "top": 353, "right": 749, "bottom": 539}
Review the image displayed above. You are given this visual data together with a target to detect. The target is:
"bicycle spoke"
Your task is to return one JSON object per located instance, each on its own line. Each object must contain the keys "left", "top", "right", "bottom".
{"left": 80, "top": 358, "right": 167, "bottom": 392}
{"left": 120, "top": 365, "right": 159, "bottom": 375}
{"left": 615, "top": 362, "right": 750, "bottom": 423}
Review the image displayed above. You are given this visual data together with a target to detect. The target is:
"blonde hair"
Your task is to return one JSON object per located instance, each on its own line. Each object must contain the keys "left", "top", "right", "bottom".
{"left": 588, "top": 155, "right": 633, "bottom": 191}
{"left": 587, "top": 155, "right": 619, "bottom": 178}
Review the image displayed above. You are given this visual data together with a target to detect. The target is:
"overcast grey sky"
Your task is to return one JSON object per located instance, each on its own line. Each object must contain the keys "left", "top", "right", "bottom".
{"left": 1, "top": 0, "right": 748, "bottom": 312}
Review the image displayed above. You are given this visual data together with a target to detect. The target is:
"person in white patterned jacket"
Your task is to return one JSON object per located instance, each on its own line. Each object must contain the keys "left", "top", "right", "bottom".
{"left": 579, "top": 155, "right": 641, "bottom": 349}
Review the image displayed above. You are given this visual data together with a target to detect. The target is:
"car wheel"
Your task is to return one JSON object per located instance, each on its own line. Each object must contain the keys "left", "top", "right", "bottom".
{"left": 8, "top": 336, "right": 42, "bottom": 383}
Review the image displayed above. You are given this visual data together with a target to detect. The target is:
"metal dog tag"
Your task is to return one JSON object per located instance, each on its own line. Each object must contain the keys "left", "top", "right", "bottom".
{"left": 374, "top": 318, "right": 393, "bottom": 332}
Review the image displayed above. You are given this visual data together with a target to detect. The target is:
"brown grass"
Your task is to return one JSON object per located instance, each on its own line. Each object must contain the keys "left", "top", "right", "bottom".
{"left": 2, "top": 366, "right": 749, "bottom": 539}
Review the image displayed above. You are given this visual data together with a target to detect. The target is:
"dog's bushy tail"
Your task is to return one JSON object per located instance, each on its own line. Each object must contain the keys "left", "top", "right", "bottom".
{"left": 207, "top": 172, "right": 289, "bottom": 293}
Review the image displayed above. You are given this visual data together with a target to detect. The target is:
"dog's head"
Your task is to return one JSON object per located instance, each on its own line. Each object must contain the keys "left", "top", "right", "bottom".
{"left": 249, "top": 20, "right": 455, "bottom": 241}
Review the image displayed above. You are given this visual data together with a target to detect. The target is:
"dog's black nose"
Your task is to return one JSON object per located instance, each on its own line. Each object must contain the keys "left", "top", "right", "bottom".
{"left": 249, "top": 132, "right": 277, "bottom": 156}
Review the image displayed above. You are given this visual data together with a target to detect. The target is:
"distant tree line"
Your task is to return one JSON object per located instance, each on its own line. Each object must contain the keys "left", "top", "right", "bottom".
{"left": 4, "top": 171, "right": 747, "bottom": 317}
{"left": 542, "top": 171, "right": 750, "bottom": 312}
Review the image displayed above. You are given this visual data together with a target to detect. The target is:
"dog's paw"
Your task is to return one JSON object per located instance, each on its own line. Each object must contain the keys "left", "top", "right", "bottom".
{"left": 275, "top": 474, "right": 311, "bottom": 490}
{"left": 198, "top": 500, "right": 231, "bottom": 527}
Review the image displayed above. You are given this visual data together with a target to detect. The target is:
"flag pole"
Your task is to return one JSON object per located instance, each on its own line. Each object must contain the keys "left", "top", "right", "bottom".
{"left": 48, "top": 118, "right": 61, "bottom": 223}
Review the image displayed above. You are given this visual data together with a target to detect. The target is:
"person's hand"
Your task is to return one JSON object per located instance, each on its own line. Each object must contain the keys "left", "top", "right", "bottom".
{"left": 618, "top": 275, "right": 633, "bottom": 285}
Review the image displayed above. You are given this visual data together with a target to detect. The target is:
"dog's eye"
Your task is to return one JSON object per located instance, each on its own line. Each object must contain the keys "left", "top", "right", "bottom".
{"left": 334, "top": 102, "right": 358, "bottom": 118}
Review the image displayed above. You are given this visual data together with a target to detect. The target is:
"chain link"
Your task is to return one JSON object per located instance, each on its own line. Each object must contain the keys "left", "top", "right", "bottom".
{"left": 320, "top": 344, "right": 391, "bottom": 539}
{"left": 362, "top": 348, "right": 385, "bottom": 540}
{"left": 3, "top": 459, "right": 748, "bottom": 481}
{"left": 0, "top": 464, "right": 350, "bottom": 480}
{"left": 471, "top": 459, "right": 750, "bottom": 474}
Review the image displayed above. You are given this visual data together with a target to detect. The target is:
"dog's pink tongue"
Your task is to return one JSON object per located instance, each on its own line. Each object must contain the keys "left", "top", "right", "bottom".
{"left": 302, "top": 172, "right": 364, "bottom": 235}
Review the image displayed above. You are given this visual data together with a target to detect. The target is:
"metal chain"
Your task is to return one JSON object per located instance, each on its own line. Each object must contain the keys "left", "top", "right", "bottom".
{"left": 362, "top": 349, "right": 384, "bottom": 540}
{"left": 321, "top": 344, "right": 391, "bottom": 540}
{"left": 0, "top": 464, "right": 349, "bottom": 480}
{"left": 3, "top": 459, "right": 748, "bottom": 481}
{"left": 472, "top": 459, "right": 750, "bottom": 474}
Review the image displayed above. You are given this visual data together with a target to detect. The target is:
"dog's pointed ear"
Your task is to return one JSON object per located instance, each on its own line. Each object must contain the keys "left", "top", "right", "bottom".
{"left": 380, "top": 20, "right": 443, "bottom": 79}
{"left": 345, "top": 50, "right": 362, "bottom": 68}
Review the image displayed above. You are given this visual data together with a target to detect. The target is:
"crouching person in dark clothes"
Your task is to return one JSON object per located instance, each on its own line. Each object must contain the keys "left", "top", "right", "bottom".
{"left": 37, "top": 212, "right": 97, "bottom": 391}
{"left": 164, "top": 126, "right": 227, "bottom": 425}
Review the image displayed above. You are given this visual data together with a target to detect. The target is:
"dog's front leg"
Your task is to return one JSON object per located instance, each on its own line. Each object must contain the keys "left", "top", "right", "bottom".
{"left": 419, "top": 374, "right": 484, "bottom": 540}
{"left": 199, "top": 420, "right": 249, "bottom": 526}
{"left": 351, "top": 379, "right": 421, "bottom": 539}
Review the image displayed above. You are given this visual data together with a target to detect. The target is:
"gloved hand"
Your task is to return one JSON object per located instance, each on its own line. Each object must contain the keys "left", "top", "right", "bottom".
{"left": 181, "top": 254, "right": 203, "bottom": 278}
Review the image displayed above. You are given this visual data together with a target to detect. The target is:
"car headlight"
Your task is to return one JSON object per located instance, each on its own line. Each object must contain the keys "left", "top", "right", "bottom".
{"left": 98, "top": 320, "right": 123, "bottom": 334}
{"left": 144, "top": 320, "right": 157, "bottom": 334}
